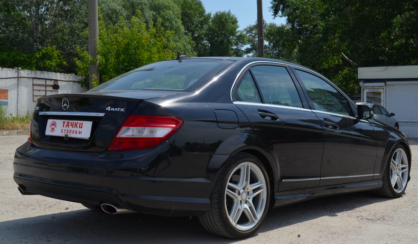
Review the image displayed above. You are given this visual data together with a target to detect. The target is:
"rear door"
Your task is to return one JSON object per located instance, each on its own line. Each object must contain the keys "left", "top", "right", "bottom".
{"left": 233, "top": 64, "right": 324, "bottom": 191}
{"left": 292, "top": 69, "right": 379, "bottom": 186}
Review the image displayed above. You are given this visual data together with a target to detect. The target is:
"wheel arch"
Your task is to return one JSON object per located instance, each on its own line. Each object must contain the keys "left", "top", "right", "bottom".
{"left": 398, "top": 141, "right": 412, "bottom": 171}
{"left": 237, "top": 149, "right": 277, "bottom": 208}
{"left": 380, "top": 139, "right": 412, "bottom": 179}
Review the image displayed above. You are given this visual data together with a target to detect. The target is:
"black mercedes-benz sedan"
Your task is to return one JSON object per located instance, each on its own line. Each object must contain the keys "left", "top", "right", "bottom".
{"left": 14, "top": 57, "right": 411, "bottom": 239}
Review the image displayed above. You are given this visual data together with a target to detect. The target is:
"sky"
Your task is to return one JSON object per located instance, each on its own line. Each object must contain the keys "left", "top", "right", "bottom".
{"left": 200, "top": 0, "right": 287, "bottom": 30}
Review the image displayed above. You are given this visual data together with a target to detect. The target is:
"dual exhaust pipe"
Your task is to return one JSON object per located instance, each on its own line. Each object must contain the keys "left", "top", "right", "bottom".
{"left": 18, "top": 186, "right": 133, "bottom": 215}
{"left": 100, "top": 203, "right": 135, "bottom": 214}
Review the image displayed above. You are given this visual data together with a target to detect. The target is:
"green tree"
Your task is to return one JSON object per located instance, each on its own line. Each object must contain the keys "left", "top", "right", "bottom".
{"left": 173, "top": 0, "right": 211, "bottom": 56}
{"left": 243, "top": 20, "right": 297, "bottom": 61}
{"left": 0, "top": 0, "right": 88, "bottom": 72}
{"left": 99, "top": 0, "right": 195, "bottom": 56}
{"left": 206, "top": 11, "right": 247, "bottom": 57}
{"left": 74, "top": 13, "right": 176, "bottom": 88}
{"left": 270, "top": 0, "right": 418, "bottom": 95}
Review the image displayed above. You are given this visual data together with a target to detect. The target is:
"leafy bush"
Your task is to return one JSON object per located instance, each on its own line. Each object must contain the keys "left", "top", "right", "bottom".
{"left": 0, "top": 105, "right": 31, "bottom": 130}
{"left": 0, "top": 46, "right": 67, "bottom": 71}
{"left": 75, "top": 12, "right": 176, "bottom": 88}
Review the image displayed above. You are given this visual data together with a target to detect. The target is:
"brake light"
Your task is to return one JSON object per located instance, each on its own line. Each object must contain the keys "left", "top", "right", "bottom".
{"left": 28, "top": 121, "right": 32, "bottom": 144}
{"left": 108, "top": 115, "right": 183, "bottom": 151}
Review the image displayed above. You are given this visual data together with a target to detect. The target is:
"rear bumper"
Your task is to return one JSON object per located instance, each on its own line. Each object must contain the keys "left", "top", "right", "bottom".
{"left": 13, "top": 142, "right": 212, "bottom": 216}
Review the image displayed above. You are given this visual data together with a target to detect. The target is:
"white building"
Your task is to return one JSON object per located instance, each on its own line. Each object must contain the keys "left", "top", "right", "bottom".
{"left": 0, "top": 67, "right": 87, "bottom": 117}
{"left": 358, "top": 65, "right": 418, "bottom": 138}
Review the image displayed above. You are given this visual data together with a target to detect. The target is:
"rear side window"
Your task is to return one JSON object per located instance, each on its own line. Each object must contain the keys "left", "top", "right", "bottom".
{"left": 295, "top": 70, "right": 352, "bottom": 116}
{"left": 89, "top": 59, "right": 234, "bottom": 92}
{"left": 250, "top": 66, "right": 302, "bottom": 108}
{"left": 235, "top": 72, "right": 261, "bottom": 103}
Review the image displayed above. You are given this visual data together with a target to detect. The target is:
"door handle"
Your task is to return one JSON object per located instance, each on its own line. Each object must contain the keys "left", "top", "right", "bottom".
{"left": 323, "top": 118, "right": 339, "bottom": 129}
{"left": 258, "top": 110, "right": 279, "bottom": 121}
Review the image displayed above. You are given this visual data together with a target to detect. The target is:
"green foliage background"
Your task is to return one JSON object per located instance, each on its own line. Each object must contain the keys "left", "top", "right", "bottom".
{"left": 74, "top": 13, "right": 176, "bottom": 87}
{"left": 270, "top": 0, "right": 418, "bottom": 95}
{"left": 0, "top": 0, "right": 88, "bottom": 72}
{"left": 2, "top": 0, "right": 418, "bottom": 95}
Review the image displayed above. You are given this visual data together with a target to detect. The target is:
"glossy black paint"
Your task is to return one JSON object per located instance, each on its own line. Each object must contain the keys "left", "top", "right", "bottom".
{"left": 14, "top": 57, "right": 411, "bottom": 217}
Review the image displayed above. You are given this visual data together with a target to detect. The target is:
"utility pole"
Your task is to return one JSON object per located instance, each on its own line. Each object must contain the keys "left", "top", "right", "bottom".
{"left": 257, "top": 0, "right": 264, "bottom": 57}
{"left": 88, "top": 0, "right": 99, "bottom": 89}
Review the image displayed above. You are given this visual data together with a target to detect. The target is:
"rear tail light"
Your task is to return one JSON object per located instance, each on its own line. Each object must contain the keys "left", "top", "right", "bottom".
{"left": 108, "top": 115, "right": 183, "bottom": 151}
{"left": 28, "top": 121, "right": 32, "bottom": 144}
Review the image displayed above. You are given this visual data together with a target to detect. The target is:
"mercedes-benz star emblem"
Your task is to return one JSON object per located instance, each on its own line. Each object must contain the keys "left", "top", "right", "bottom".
{"left": 62, "top": 98, "right": 70, "bottom": 110}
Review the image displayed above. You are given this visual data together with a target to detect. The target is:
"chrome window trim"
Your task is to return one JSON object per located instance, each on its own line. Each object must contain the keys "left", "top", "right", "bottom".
{"left": 230, "top": 61, "right": 332, "bottom": 102}
{"left": 233, "top": 101, "right": 311, "bottom": 112}
{"left": 282, "top": 174, "right": 379, "bottom": 182}
{"left": 39, "top": 112, "right": 105, "bottom": 117}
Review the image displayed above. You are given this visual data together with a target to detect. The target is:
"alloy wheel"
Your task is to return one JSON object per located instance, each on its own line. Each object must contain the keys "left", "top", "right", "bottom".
{"left": 390, "top": 148, "right": 409, "bottom": 193}
{"left": 225, "top": 162, "right": 267, "bottom": 231}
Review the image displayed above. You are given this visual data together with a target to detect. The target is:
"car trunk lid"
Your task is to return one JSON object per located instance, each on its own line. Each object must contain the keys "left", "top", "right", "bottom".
{"left": 31, "top": 91, "right": 180, "bottom": 152}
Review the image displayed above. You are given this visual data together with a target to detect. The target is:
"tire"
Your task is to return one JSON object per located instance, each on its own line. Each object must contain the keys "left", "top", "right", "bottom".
{"left": 198, "top": 153, "right": 270, "bottom": 239}
{"left": 375, "top": 145, "right": 410, "bottom": 198}
{"left": 81, "top": 203, "right": 103, "bottom": 212}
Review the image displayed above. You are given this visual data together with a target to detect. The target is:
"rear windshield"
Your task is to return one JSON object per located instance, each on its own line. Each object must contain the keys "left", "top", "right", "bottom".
{"left": 89, "top": 59, "right": 234, "bottom": 92}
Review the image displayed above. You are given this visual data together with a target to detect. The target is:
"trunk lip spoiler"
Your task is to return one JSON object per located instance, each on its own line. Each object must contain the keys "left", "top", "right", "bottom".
{"left": 39, "top": 112, "right": 105, "bottom": 117}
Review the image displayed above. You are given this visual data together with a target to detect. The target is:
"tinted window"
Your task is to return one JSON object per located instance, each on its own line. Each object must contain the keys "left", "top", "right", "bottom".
{"left": 89, "top": 59, "right": 234, "bottom": 92}
{"left": 380, "top": 106, "right": 389, "bottom": 116}
{"left": 235, "top": 72, "right": 261, "bottom": 103}
{"left": 373, "top": 106, "right": 382, "bottom": 115}
{"left": 251, "top": 66, "right": 302, "bottom": 108}
{"left": 295, "top": 70, "right": 352, "bottom": 116}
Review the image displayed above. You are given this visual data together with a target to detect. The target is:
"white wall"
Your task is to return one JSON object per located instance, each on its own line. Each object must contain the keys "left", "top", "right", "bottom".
{"left": 359, "top": 65, "right": 418, "bottom": 138}
{"left": 386, "top": 82, "right": 418, "bottom": 122}
{"left": 0, "top": 67, "right": 87, "bottom": 117}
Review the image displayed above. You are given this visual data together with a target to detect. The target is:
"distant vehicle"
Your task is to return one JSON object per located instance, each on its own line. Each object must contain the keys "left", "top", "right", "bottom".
{"left": 356, "top": 102, "right": 399, "bottom": 129}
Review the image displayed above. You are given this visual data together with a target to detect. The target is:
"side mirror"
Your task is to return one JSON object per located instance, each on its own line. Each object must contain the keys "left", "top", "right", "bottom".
{"left": 390, "top": 113, "right": 395, "bottom": 117}
{"left": 357, "top": 105, "right": 373, "bottom": 120}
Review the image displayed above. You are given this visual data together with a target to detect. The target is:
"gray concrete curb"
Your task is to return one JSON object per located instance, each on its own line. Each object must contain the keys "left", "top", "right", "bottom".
{"left": 0, "top": 130, "right": 29, "bottom": 136}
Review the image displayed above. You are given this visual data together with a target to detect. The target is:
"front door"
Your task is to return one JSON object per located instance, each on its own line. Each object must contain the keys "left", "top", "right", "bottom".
{"left": 293, "top": 69, "right": 379, "bottom": 186}
{"left": 233, "top": 65, "right": 324, "bottom": 191}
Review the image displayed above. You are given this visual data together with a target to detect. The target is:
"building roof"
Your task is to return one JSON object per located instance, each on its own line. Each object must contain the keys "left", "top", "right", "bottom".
{"left": 358, "top": 65, "right": 418, "bottom": 80}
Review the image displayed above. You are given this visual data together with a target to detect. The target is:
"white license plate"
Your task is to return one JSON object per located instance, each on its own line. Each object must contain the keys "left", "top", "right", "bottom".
{"left": 45, "top": 119, "right": 93, "bottom": 140}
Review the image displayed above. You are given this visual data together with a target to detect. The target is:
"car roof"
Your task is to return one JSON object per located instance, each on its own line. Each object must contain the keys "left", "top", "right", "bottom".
{"left": 179, "top": 57, "right": 318, "bottom": 74}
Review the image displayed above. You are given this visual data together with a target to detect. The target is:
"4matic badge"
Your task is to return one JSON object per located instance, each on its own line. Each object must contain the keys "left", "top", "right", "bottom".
{"left": 106, "top": 106, "right": 125, "bottom": 112}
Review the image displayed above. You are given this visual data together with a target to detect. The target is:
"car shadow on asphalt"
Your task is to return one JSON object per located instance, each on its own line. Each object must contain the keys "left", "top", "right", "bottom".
{"left": 0, "top": 191, "right": 393, "bottom": 243}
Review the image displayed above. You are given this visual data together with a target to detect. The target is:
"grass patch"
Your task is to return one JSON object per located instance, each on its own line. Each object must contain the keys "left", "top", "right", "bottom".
{"left": 0, "top": 104, "right": 31, "bottom": 130}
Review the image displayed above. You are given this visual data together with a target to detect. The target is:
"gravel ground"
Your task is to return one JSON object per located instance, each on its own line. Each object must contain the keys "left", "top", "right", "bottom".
{"left": 1, "top": 135, "right": 417, "bottom": 244}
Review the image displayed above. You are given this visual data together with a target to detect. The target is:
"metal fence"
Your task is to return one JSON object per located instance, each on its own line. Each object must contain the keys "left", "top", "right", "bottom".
{"left": 399, "top": 121, "right": 418, "bottom": 138}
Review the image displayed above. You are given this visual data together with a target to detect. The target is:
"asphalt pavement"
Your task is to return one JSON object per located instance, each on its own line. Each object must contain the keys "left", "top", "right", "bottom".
{"left": 1, "top": 136, "right": 417, "bottom": 243}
